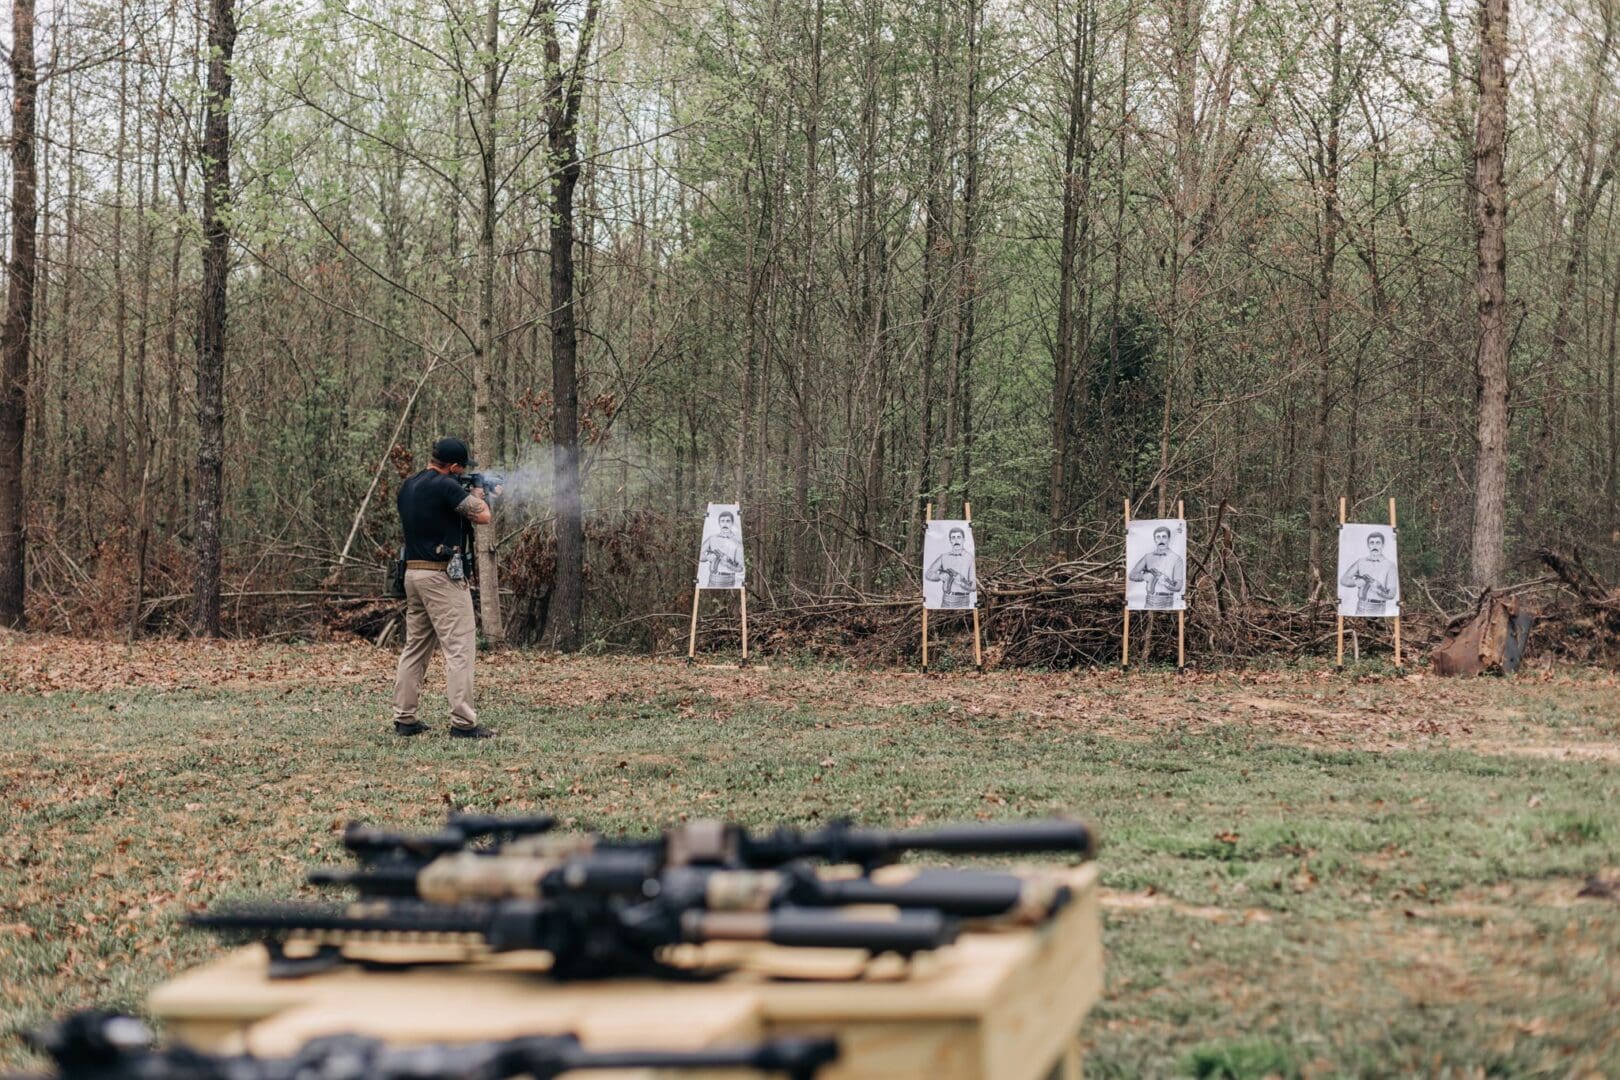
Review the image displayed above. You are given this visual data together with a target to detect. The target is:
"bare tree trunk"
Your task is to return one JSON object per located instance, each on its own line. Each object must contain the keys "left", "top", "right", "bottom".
{"left": 193, "top": 0, "right": 237, "bottom": 636}
{"left": 1469, "top": 0, "right": 1510, "bottom": 588}
{"left": 947, "top": 0, "right": 982, "bottom": 505}
{"left": 542, "top": 0, "right": 600, "bottom": 652}
{"left": 906, "top": 0, "right": 948, "bottom": 563}
{"left": 1308, "top": 2, "right": 1344, "bottom": 591}
{"left": 1050, "top": 0, "right": 1092, "bottom": 545}
{"left": 113, "top": 13, "right": 131, "bottom": 505}
{"left": 1606, "top": 233, "right": 1620, "bottom": 534}
{"left": 131, "top": 56, "right": 160, "bottom": 639}
{"left": 0, "top": 0, "right": 38, "bottom": 628}
{"left": 473, "top": 0, "right": 506, "bottom": 643}
{"left": 792, "top": 0, "right": 823, "bottom": 578}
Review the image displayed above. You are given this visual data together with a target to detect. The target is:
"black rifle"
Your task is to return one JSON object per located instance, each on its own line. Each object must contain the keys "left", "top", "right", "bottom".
{"left": 13, "top": 1010, "right": 838, "bottom": 1080}
{"left": 343, "top": 815, "right": 557, "bottom": 866}
{"left": 187, "top": 891, "right": 958, "bottom": 980}
{"left": 338, "top": 815, "right": 1094, "bottom": 873}
{"left": 311, "top": 850, "right": 1071, "bottom": 923}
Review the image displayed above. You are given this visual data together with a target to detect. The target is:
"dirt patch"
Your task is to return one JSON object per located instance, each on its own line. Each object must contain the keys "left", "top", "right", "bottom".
{"left": 1469, "top": 742, "right": 1620, "bottom": 763}
{"left": 1102, "top": 888, "right": 1275, "bottom": 925}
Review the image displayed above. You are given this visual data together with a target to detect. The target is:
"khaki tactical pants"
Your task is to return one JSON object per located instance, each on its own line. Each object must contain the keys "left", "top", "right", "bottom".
{"left": 392, "top": 569, "right": 478, "bottom": 729}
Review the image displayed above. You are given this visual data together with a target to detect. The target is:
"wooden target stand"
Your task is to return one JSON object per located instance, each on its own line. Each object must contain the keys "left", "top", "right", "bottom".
{"left": 920, "top": 502, "right": 983, "bottom": 673}
{"left": 1335, "top": 495, "right": 1403, "bottom": 669}
{"left": 1120, "top": 498, "right": 1186, "bottom": 672}
{"left": 687, "top": 576, "right": 750, "bottom": 667}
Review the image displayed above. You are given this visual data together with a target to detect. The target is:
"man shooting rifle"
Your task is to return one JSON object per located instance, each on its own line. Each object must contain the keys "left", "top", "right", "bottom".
{"left": 390, "top": 437, "right": 498, "bottom": 739}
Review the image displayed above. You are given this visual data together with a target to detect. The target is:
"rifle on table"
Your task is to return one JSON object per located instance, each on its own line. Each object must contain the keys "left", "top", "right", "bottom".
{"left": 342, "top": 813, "right": 557, "bottom": 866}
{"left": 311, "top": 849, "right": 1072, "bottom": 923}
{"left": 338, "top": 815, "right": 1094, "bottom": 875}
{"left": 12, "top": 1010, "right": 839, "bottom": 1080}
{"left": 188, "top": 887, "right": 959, "bottom": 980}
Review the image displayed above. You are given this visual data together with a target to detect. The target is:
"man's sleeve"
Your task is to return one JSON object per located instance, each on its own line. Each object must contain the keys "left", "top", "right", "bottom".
{"left": 435, "top": 475, "right": 475, "bottom": 517}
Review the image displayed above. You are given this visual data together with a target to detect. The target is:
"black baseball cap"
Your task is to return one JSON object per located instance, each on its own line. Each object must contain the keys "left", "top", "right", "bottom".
{"left": 431, "top": 436, "right": 474, "bottom": 468}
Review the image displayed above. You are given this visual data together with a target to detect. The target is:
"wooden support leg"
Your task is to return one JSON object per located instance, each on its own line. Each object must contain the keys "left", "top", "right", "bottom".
{"left": 740, "top": 589, "right": 750, "bottom": 663}
{"left": 972, "top": 607, "right": 983, "bottom": 670}
{"left": 686, "top": 587, "right": 701, "bottom": 663}
{"left": 1060, "top": 1035, "right": 1083, "bottom": 1080}
{"left": 1175, "top": 499, "right": 1186, "bottom": 672}
{"left": 1389, "top": 496, "right": 1402, "bottom": 667}
{"left": 1121, "top": 497, "right": 1132, "bottom": 671}
{"left": 1337, "top": 495, "right": 1347, "bottom": 669}
{"left": 921, "top": 609, "right": 930, "bottom": 672}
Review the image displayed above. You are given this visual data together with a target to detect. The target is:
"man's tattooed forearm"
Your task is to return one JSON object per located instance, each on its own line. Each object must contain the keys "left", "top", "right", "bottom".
{"left": 456, "top": 496, "right": 489, "bottom": 517}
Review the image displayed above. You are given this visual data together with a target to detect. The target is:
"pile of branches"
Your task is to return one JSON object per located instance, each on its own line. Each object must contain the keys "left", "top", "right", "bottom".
{"left": 718, "top": 553, "right": 1444, "bottom": 669}
{"left": 681, "top": 508, "right": 1454, "bottom": 668}
{"left": 1532, "top": 548, "right": 1620, "bottom": 663}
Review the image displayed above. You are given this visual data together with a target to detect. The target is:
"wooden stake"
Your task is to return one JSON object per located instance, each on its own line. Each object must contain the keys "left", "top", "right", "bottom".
{"left": 1389, "top": 496, "right": 1402, "bottom": 667}
{"left": 1121, "top": 498, "right": 1131, "bottom": 669}
{"left": 686, "top": 586, "right": 701, "bottom": 661}
{"left": 921, "top": 503, "right": 931, "bottom": 671}
{"left": 740, "top": 587, "right": 750, "bottom": 662}
{"left": 967, "top": 501, "right": 982, "bottom": 669}
{"left": 1336, "top": 496, "right": 1346, "bottom": 669}
{"left": 1176, "top": 499, "right": 1186, "bottom": 671}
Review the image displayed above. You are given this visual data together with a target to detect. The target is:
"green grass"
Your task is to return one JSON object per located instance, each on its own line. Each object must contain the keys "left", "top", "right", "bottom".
{"left": 2, "top": 646, "right": 1619, "bottom": 1076}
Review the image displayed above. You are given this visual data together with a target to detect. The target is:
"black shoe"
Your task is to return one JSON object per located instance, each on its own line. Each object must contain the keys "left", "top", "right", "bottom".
{"left": 449, "top": 724, "right": 497, "bottom": 739}
{"left": 393, "top": 720, "right": 430, "bottom": 737}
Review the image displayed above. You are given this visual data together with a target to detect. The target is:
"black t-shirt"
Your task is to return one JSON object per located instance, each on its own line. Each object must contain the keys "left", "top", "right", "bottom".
{"left": 398, "top": 469, "right": 471, "bottom": 561}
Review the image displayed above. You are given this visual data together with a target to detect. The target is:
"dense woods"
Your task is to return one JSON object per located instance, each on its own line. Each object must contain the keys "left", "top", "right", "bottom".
{"left": 2, "top": 0, "right": 1618, "bottom": 644}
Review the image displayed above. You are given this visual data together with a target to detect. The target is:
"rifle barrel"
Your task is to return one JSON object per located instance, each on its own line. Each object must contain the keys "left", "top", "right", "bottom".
{"left": 743, "top": 817, "right": 1095, "bottom": 867}
{"left": 688, "top": 907, "right": 957, "bottom": 954}
{"left": 814, "top": 868, "right": 1068, "bottom": 920}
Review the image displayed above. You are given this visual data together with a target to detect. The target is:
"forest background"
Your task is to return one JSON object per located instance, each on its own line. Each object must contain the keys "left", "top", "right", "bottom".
{"left": 1, "top": 0, "right": 1614, "bottom": 651}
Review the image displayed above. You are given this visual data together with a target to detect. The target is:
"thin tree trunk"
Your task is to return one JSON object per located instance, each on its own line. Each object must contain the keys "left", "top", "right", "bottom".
{"left": 474, "top": 0, "right": 506, "bottom": 643}
{"left": 0, "top": 0, "right": 39, "bottom": 627}
{"left": 114, "top": 16, "right": 130, "bottom": 505}
{"left": 542, "top": 0, "right": 600, "bottom": 652}
{"left": 1050, "top": 0, "right": 1091, "bottom": 545}
{"left": 1605, "top": 233, "right": 1620, "bottom": 534}
{"left": 1308, "top": 2, "right": 1344, "bottom": 591}
{"left": 1469, "top": 0, "right": 1510, "bottom": 588}
{"left": 949, "top": 0, "right": 982, "bottom": 505}
{"left": 792, "top": 0, "right": 823, "bottom": 578}
{"left": 193, "top": 0, "right": 237, "bottom": 636}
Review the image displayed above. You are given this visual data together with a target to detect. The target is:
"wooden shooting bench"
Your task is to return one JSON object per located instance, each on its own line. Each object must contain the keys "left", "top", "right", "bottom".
{"left": 149, "top": 864, "right": 1101, "bottom": 1080}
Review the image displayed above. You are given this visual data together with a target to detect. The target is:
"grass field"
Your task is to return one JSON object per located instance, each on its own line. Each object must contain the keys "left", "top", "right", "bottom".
{"left": 2, "top": 636, "right": 1618, "bottom": 1077}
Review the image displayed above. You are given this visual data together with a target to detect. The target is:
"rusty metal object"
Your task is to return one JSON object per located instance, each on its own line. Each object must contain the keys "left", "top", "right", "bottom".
{"left": 1431, "top": 591, "right": 1533, "bottom": 675}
